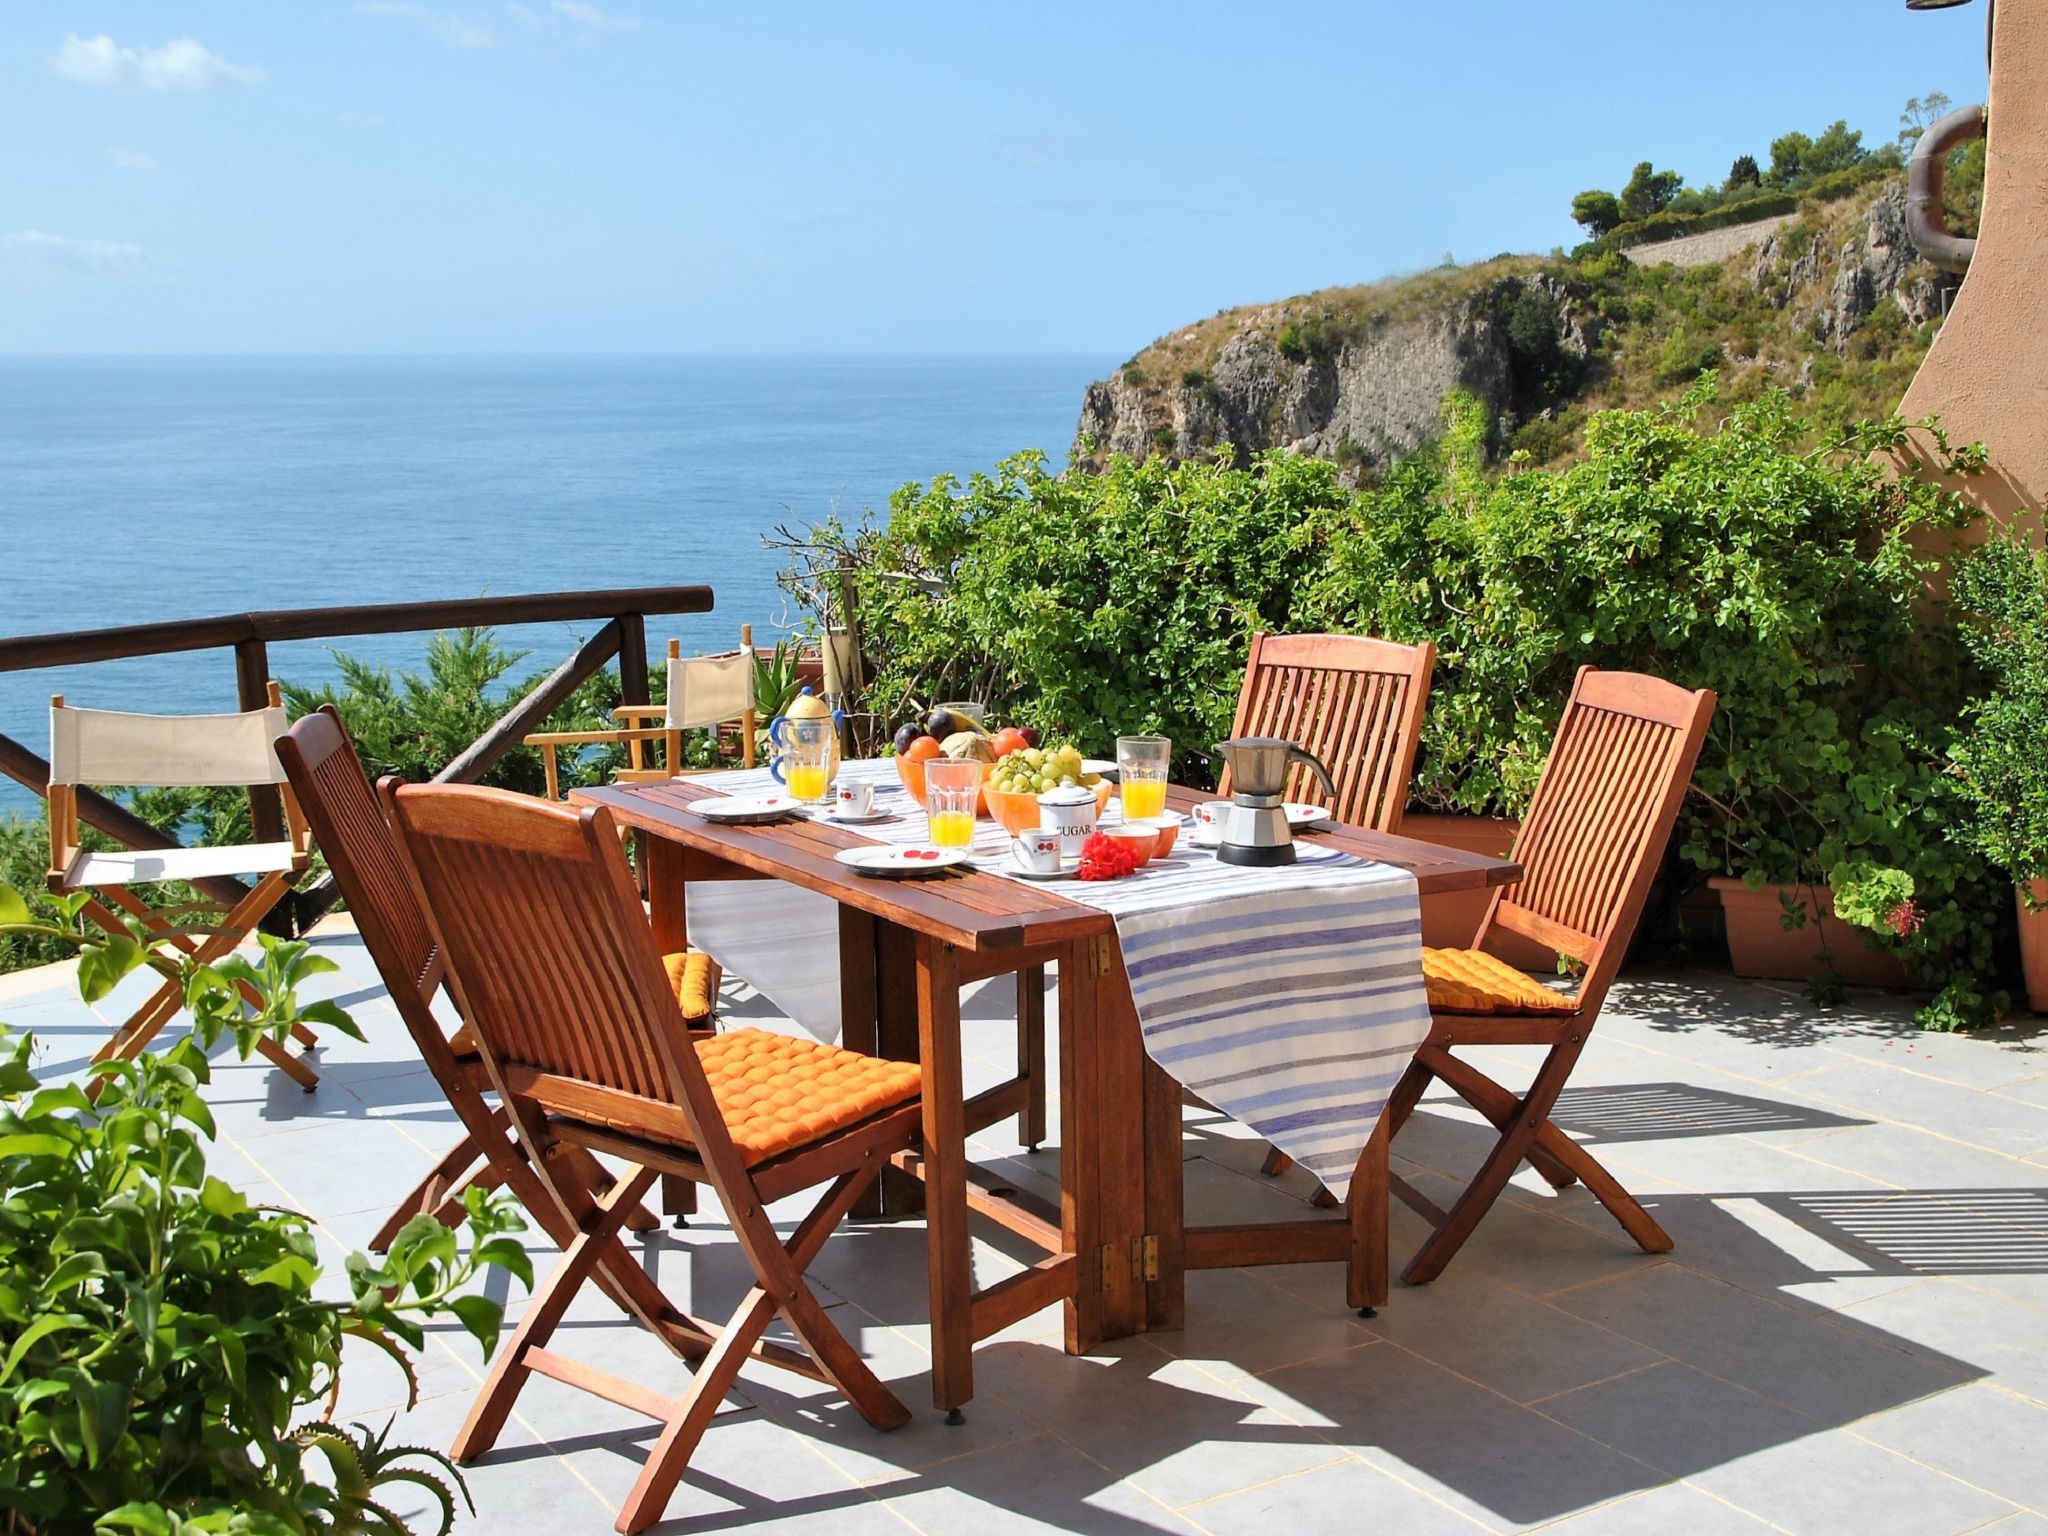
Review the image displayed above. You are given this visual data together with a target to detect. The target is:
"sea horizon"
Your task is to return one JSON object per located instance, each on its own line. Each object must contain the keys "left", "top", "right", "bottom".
{"left": 0, "top": 352, "right": 1116, "bottom": 815}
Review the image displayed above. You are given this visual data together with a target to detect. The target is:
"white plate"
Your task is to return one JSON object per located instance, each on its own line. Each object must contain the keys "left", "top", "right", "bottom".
{"left": 834, "top": 845, "right": 971, "bottom": 878}
{"left": 998, "top": 857, "right": 1080, "bottom": 882}
{"left": 1082, "top": 758, "right": 1118, "bottom": 780}
{"left": 817, "top": 808, "right": 894, "bottom": 825}
{"left": 1285, "top": 803, "right": 1334, "bottom": 829}
{"left": 691, "top": 795, "right": 804, "bottom": 824}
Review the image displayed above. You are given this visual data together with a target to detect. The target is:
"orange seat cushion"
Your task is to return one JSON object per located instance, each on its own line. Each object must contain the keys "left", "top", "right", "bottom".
{"left": 664, "top": 950, "right": 720, "bottom": 1024}
{"left": 448, "top": 949, "right": 719, "bottom": 1058}
{"left": 694, "top": 1028, "right": 922, "bottom": 1164}
{"left": 1422, "top": 948, "right": 1578, "bottom": 1016}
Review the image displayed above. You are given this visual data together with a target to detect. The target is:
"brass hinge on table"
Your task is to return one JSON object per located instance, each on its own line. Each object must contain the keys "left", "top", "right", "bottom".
{"left": 1097, "top": 1235, "right": 1161, "bottom": 1288}
{"left": 1087, "top": 934, "right": 1115, "bottom": 976}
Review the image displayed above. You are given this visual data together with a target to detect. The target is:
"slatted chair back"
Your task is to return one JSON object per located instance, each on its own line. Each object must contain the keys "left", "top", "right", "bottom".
{"left": 1477, "top": 666, "right": 1717, "bottom": 1018}
{"left": 1218, "top": 632, "right": 1435, "bottom": 832}
{"left": 385, "top": 783, "right": 726, "bottom": 1153}
{"left": 277, "top": 707, "right": 438, "bottom": 1003}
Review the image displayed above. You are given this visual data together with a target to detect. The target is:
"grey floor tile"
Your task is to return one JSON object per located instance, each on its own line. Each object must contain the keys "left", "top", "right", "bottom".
{"left": 1791, "top": 1062, "right": 2048, "bottom": 1159}
{"left": 1839, "top": 1280, "right": 2048, "bottom": 1403}
{"left": 966, "top": 1334, "right": 1343, "bottom": 1510}
{"left": 1851, "top": 1383, "right": 2048, "bottom": 1512}
{"left": 1537, "top": 1361, "right": 1817, "bottom": 1475}
{"left": 1537, "top": 1482, "right": 1777, "bottom": 1533}
{"left": 1358, "top": 1269, "right": 1663, "bottom": 1403}
{"left": 1686, "top": 1427, "right": 2016, "bottom": 1535}
{"left": 1787, "top": 1120, "right": 2048, "bottom": 1192}
{"left": 1188, "top": 1454, "right": 1490, "bottom": 1533}
{"left": 1237, "top": 1342, "right": 1659, "bottom": 1532}
{"left": 1551, "top": 1265, "right": 1972, "bottom": 1422}
{"left": 1146, "top": 1265, "right": 1375, "bottom": 1380}
{"left": 879, "top": 1431, "right": 1202, "bottom": 1534}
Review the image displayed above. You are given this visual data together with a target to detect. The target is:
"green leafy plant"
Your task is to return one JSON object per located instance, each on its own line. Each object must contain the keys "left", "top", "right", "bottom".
{"left": 0, "top": 903, "right": 530, "bottom": 1534}
{"left": 1949, "top": 527, "right": 2048, "bottom": 890}
{"left": 796, "top": 383, "right": 2004, "bottom": 1026}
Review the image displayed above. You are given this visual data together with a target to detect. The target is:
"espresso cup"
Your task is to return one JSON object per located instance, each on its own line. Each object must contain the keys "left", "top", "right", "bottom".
{"left": 835, "top": 779, "right": 875, "bottom": 818}
{"left": 1014, "top": 828, "right": 1063, "bottom": 873}
{"left": 1192, "top": 800, "right": 1232, "bottom": 843}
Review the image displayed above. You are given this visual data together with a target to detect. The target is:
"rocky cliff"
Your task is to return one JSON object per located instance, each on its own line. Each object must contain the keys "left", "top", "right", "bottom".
{"left": 1077, "top": 176, "right": 1956, "bottom": 475}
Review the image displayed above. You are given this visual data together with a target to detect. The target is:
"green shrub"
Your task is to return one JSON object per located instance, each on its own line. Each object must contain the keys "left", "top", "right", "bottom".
{"left": 806, "top": 383, "right": 2001, "bottom": 1024}
{"left": 1949, "top": 527, "right": 2048, "bottom": 886}
{"left": 0, "top": 899, "right": 530, "bottom": 1532}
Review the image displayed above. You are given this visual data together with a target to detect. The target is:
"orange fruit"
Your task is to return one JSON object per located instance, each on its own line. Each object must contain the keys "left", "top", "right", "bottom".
{"left": 903, "top": 735, "right": 943, "bottom": 764}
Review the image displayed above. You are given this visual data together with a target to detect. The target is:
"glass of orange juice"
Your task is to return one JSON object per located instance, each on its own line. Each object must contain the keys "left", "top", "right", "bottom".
{"left": 924, "top": 758, "right": 981, "bottom": 848}
{"left": 1116, "top": 735, "right": 1171, "bottom": 822}
{"left": 772, "top": 717, "right": 834, "bottom": 805}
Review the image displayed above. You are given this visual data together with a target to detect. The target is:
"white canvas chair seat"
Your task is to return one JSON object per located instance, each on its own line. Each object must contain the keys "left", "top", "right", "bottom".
{"left": 46, "top": 686, "right": 320, "bottom": 1091}
{"left": 63, "top": 842, "right": 301, "bottom": 890}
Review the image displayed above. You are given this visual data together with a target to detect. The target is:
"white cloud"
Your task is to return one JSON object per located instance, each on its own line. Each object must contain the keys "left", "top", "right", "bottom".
{"left": 110, "top": 149, "right": 160, "bottom": 171}
{"left": 356, "top": 2, "right": 499, "bottom": 49}
{"left": 996, "top": 136, "right": 1076, "bottom": 168}
{"left": 53, "top": 34, "right": 263, "bottom": 92}
{"left": 507, "top": 0, "right": 638, "bottom": 41}
{"left": 550, "top": 1, "right": 637, "bottom": 32}
{"left": 7, "top": 230, "right": 149, "bottom": 274}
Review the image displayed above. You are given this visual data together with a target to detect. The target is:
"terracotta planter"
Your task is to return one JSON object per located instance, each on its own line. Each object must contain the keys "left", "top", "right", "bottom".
{"left": 2016, "top": 880, "right": 2048, "bottom": 1013}
{"left": 1709, "top": 877, "right": 1914, "bottom": 987}
{"left": 1397, "top": 813, "right": 1551, "bottom": 970}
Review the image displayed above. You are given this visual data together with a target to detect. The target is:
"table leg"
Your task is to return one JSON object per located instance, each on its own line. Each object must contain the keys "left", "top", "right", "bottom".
{"left": 839, "top": 904, "right": 885, "bottom": 1221}
{"left": 642, "top": 837, "right": 696, "bottom": 1223}
{"left": 1059, "top": 936, "right": 1153, "bottom": 1352}
{"left": 1144, "top": 1054, "right": 1186, "bottom": 1332}
{"left": 876, "top": 919, "right": 926, "bottom": 1217}
{"left": 915, "top": 937, "right": 973, "bottom": 1417}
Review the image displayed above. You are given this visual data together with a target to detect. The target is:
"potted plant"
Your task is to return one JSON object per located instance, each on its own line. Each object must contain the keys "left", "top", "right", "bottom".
{"left": 1948, "top": 528, "right": 2048, "bottom": 1012}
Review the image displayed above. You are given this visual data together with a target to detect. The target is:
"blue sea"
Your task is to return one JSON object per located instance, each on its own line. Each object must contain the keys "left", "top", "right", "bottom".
{"left": 0, "top": 355, "right": 1112, "bottom": 815}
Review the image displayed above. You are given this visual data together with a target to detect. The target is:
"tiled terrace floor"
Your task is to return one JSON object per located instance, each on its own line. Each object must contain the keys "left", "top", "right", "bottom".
{"left": 9, "top": 925, "right": 2048, "bottom": 1534}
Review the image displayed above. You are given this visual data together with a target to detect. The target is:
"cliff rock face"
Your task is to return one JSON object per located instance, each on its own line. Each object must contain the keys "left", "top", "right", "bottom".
{"left": 1077, "top": 271, "right": 1588, "bottom": 476}
{"left": 1082, "top": 175, "right": 1952, "bottom": 475}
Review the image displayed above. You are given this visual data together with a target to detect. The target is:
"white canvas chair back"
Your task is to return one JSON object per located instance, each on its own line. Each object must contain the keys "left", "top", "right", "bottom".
{"left": 49, "top": 701, "right": 291, "bottom": 789}
{"left": 664, "top": 650, "right": 754, "bottom": 732}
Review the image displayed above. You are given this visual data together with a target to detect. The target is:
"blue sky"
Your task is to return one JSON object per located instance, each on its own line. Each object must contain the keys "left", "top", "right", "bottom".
{"left": 1, "top": 1, "right": 1991, "bottom": 354}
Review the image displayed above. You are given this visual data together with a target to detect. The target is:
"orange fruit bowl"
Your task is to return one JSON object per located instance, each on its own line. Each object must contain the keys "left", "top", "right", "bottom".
{"left": 985, "top": 786, "right": 1044, "bottom": 836}
{"left": 894, "top": 755, "right": 990, "bottom": 816}
{"left": 986, "top": 778, "right": 1114, "bottom": 836}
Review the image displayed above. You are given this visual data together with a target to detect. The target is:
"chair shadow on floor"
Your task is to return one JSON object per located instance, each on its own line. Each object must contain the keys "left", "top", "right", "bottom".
{"left": 1547, "top": 1080, "right": 1867, "bottom": 1143}
{"left": 1756, "top": 1188, "right": 2048, "bottom": 1275}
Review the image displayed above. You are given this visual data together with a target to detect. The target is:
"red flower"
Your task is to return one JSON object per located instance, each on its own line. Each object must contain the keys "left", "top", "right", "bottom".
{"left": 1077, "top": 831, "right": 1141, "bottom": 881}
{"left": 1884, "top": 900, "right": 1924, "bottom": 937}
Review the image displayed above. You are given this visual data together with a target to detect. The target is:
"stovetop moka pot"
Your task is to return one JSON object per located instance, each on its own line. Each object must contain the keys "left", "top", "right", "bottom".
{"left": 1212, "top": 737, "right": 1336, "bottom": 867}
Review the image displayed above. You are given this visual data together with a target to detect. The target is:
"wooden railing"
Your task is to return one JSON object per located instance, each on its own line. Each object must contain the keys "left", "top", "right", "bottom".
{"left": 0, "top": 585, "right": 713, "bottom": 932}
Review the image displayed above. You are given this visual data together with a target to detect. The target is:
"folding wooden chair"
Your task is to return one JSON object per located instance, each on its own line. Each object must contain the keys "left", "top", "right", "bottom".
{"left": 1384, "top": 666, "right": 1716, "bottom": 1284}
{"left": 47, "top": 686, "right": 319, "bottom": 1089}
{"left": 1220, "top": 632, "right": 1436, "bottom": 831}
{"left": 1214, "top": 633, "right": 1437, "bottom": 1188}
{"left": 525, "top": 626, "right": 759, "bottom": 800}
{"left": 386, "top": 783, "right": 921, "bottom": 1534}
{"left": 275, "top": 706, "right": 709, "bottom": 1251}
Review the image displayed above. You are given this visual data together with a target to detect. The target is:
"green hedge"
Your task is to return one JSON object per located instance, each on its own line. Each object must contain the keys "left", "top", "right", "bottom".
{"left": 1607, "top": 162, "right": 1897, "bottom": 252}
{"left": 822, "top": 383, "right": 2005, "bottom": 1025}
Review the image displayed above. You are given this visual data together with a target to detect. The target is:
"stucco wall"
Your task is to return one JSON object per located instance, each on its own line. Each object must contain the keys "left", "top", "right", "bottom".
{"left": 1896, "top": 1, "right": 2048, "bottom": 519}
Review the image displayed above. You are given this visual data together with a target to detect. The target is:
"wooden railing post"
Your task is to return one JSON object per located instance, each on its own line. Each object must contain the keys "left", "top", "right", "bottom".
{"left": 233, "top": 638, "right": 294, "bottom": 936}
{"left": 617, "top": 613, "right": 649, "bottom": 708}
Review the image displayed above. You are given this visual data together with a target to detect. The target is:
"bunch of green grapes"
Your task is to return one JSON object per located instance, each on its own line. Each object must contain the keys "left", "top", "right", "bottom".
{"left": 991, "top": 743, "right": 1095, "bottom": 795}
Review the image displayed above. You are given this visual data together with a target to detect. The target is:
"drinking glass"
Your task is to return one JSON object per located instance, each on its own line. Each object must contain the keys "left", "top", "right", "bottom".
{"left": 772, "top": 717, "right": 834, "bottom": 804}
{"left": 1117, "top": 735, "right": 1171, "bottom": 823}
{"left": 924, "top": 758, "right": 982, "bottom": 848}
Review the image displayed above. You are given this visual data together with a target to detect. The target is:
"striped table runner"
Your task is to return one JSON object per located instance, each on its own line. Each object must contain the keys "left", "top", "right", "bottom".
{"left": 680, "top": 761, "right": 1430, "bottom": 1199}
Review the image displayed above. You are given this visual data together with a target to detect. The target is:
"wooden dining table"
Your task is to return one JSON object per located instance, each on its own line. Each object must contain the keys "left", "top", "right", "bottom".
{"left": 573, "top": 775, "right": 1521, "bottom": 1418}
